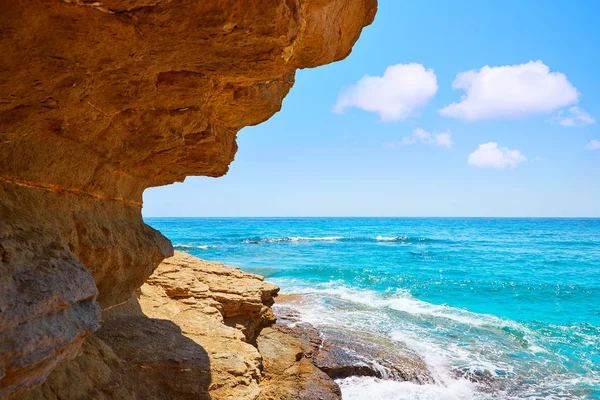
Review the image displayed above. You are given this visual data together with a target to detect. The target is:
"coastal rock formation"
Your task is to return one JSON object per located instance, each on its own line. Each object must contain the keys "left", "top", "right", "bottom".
{"left": 0, "top": 0, "right": 376, "bottom": 396}
{"left": 19, "top": 252, "right": 341, "bottom": 400}
{"left": 257, "top": 328, "right": 341, "bottom": 400}
{"left": 274, "top": 303, "right": 434, "bottom": 384}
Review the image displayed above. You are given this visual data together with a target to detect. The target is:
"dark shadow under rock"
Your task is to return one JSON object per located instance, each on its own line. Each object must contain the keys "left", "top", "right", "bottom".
{"left": 16, "top": 307, "right": 212, "bottom": 400}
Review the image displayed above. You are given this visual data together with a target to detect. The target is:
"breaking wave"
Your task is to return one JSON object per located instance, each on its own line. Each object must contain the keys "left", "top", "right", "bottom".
{"left": 243, "top": 235, "right": 440, "bottom": 244}
{"left": 243, "top": 236, "right": 346, "bottom": 244}
{"left": 173, "top": 244, "right": 220, "bottom": 250}
{"left": 273, "top": 282, "right": 600, "bottom": 400}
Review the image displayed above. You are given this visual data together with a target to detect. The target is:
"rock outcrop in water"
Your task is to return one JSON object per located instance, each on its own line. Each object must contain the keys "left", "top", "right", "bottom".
{"left": 274, "top": 302, "right": 434, "bottom": 383}
{"left": 0, "top": 1, "right": 376, "bottom": 397}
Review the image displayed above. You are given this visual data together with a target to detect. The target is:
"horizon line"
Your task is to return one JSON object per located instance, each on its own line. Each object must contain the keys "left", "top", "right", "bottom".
{"left": 143, "top": 216, "right": 599, "bottom": 219}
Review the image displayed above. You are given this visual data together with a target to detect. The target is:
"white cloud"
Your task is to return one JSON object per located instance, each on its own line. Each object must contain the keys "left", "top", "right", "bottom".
{"left": 334, "top": 63, "right": 438, "bottom": 122}
{"left": 586, "top": 139, "right": 600, "bottom": 151}
{"left": 385, "top": 128, "right": 453, "bottom": 149}
{"left": 440, "top": 61, "right": 580, "bottom": 121}
{"left": 468, "top": 142, "right": 526, "bottom": 169}
{"left": 434, "top": 132, "right": 453, "bottom": 148}
{"left": 552, "top": 106, "right": 596, "bottom": 127}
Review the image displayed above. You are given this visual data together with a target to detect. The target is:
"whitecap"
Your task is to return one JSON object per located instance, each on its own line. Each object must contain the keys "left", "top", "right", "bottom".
{"left": 376, "top": 235, "right": 409, "bottom": 241}
{"left": 244, "top": 236, "right": 345, "bottom": 244}
{"left": 173, "top": 244, "right": 220, "bottom": 250}
{"left": 286, "top": 236, "right": 345, "bottom": 242}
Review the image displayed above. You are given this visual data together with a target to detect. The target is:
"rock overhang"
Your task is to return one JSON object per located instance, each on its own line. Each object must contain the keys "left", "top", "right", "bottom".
{"left": 0, "top": 0, "right": 377, "bottom": 397}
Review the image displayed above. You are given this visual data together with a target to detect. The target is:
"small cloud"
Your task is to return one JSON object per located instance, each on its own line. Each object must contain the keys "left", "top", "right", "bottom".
{"left": 468, "top": 142, "right": 526, "bottom": 169}
{"left": 586, "top": 139, "right": 600, "bottom": 151}
{"left": 551, "top": 106, "right": 596, "bottom": 127}
{"left": 386, "top": 128, "right": 453, "bottom": 149}
{"left": 413, "top": 127, "right": 431, "bottom": 141}
{"left": 334, "top": 63, "right": 438, "bottom": 122}
{"left": 434, "top": 132, "right": 453, "bottom": 148}
{"left": 440, "top": 61, "right": 580, "bottom": 121}
{"left": 399, "top": 136, "right": 417, "bottom": 146}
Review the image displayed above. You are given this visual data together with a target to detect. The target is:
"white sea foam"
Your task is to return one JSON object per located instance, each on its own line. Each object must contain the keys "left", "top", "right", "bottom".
{"left": 336, "top": 376, "right": 480, "bottom": 400}
{"left": 273, "top": 282, "right": 580, "bottom": 399}
{"left": 286, "top": 236, "right": 345, "bottom": 242}
{"left": 292, "top": 284, "right": 552, "bottom": 354}
{"left": 290, "top": 284, "right": 506, "bottom": 328}
{"left": 173, "top": 244, "right": 220, "bottom": 250}
{"left": 244, "top": 236, "right": 345, "bottom": 243}
{"left": 376, "top": 235, "right": 409, "bottom": 241}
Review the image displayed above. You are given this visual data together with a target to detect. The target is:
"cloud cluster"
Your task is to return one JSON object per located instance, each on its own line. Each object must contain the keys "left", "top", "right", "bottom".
{"left": 385, "top": 128, "right": 453, "bottom": 149}
{"left": 468, "top": 142, "right": 526, "bottom": 169}
{"left": 335, "top": 60, "right": 594, "bottom": 126}
{"left": 552, "top": 106, "right": 596, "bottom": 127}
{"left": 439, "top": 61, "right": 580, "bottom": 121}
{"left": 586, "top": 139, "right": 600, "bottom": 151}
{"left": 335, "top": 60, "right": 595, "bottom": 167}
{"left": 333, "top": 63, "right": 438, "bottom": 122}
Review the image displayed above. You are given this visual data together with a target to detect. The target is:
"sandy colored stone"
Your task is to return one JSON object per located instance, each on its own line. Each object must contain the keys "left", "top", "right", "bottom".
{"left": 0, "top": 0, "right": 376, "bottom": 395}
{"left": 17, "top": 336, "right": 137, "bottom": 400}
{"left": 118, "top": 252, "right": 279, "bottom": 399}
{"left": 141, "top": 251, "right": 280, "bottom": 342}
{"left": 257, "top": 328, "right": 341, "bottom": 400}
{"left": 14, "top": 253, "right": 341, "bottom": 400}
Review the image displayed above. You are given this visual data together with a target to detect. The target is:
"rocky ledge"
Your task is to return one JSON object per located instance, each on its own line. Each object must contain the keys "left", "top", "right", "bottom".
{"left": 15, "top": 252, "right": 337, "bottom": 399}
{"left": 15, "top": 252, "right": 434, "bottom": 399}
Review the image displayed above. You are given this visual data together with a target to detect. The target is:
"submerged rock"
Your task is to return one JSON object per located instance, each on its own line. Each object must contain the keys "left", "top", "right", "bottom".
{"left": 273, "top": 306, "right": 434, "bottom": 384}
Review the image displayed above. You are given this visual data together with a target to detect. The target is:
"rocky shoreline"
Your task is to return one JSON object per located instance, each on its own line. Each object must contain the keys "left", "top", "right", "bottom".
{"left": 272, "top": 302, "right": 433, "bottom": 385}
{"left": 13, "top": 251, "right": 432, "bottom": 399}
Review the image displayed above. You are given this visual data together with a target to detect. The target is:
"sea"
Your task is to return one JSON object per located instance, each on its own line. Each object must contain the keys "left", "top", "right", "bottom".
{"left": 145, "top": 217, "right": 600, "bottom": 399}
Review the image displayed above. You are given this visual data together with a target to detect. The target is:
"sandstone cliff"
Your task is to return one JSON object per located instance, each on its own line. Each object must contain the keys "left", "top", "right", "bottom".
{"left": 0, "top": 1, "right": 377, "bottom": 397}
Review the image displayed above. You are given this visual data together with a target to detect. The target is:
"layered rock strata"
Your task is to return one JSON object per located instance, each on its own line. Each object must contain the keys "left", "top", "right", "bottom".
{"left": 0, "top": 0, "right": 377, "bottom": 396}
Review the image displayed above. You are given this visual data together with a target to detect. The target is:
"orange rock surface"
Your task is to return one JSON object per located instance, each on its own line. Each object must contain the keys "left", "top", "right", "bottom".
{"left": 0, "top": 1, "right": 376, "bottom": 396}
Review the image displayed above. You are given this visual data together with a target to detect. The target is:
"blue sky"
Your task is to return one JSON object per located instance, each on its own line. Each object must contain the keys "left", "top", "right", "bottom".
{"left": 144, "top": 0, "right": 599, "bottom": 217}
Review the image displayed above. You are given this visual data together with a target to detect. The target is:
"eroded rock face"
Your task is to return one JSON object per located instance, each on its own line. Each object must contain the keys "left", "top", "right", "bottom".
{"left": 0, "top": 0, "right": 376, "bottom": 396}
{"left": 257, "top": 327, "right": 341, "bottom": 400}
{"left": 20, "top": 252, "right": 341, "bottom": 400}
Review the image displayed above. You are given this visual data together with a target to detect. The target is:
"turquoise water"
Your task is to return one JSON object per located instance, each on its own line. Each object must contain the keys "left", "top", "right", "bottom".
{"left": 145, "top": 217, "right": 600, "bottom": 399}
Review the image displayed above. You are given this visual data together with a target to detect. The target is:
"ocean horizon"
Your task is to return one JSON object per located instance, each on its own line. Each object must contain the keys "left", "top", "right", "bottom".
{"left": 145, "top": 217, "right": 600, "bottom": 399}
{"left": 145, "top": 216, "right": 600, "bottom": 219}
